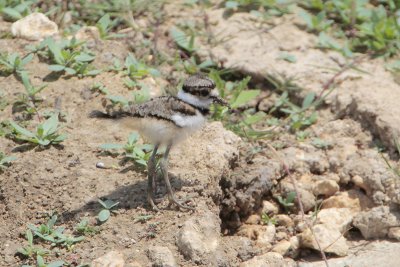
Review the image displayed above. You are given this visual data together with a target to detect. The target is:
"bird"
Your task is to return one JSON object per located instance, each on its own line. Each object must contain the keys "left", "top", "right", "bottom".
{"left": 90, "top": 73, "right": 228, "bottom": 210}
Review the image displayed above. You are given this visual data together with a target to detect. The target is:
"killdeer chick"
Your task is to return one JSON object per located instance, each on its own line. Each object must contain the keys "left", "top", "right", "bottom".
{"left": 90, "top": 73, "right": 228, "bottom": 210}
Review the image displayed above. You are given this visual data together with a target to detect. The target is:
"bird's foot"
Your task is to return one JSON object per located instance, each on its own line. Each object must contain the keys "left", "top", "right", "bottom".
{"left": 167, "top": 195, "right": 195, "bottom": 211}
{"left": 147, "top": 190, "right": 160, "bottom": 212}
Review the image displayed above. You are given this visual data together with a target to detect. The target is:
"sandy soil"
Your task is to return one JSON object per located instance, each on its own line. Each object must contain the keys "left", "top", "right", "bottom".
{"left": 1, "top": 3, "right": 400, "bottom": 267}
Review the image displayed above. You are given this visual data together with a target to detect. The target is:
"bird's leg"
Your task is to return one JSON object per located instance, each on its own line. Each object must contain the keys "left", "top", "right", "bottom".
{"left": 147, "top": 143, "right": 159, "bottom": 211}
{"left": 160, "top": 142, "right": 194, "bottom": 210}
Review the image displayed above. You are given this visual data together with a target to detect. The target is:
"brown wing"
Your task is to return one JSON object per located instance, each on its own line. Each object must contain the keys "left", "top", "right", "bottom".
{"left": 129, "top": 96, "right": 197, "bottom": 122}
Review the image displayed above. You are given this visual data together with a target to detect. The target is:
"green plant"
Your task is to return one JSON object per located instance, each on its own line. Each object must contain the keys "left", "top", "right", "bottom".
{"left": 100, "top": 132, "right": 154, "bottom": 167}
{"left": 96, "top": 14, "right": 125, "bottom": 39}
{"left": 208, "top": 71, "right": 270, "bottom": 139}
{"left": 311, "top": 138, "right": 331, "bottom": 149}
{"left": 74, "top": 218, "right": 99, "bottom": 236}
{"left": 300, "top": 0, "right": 400, "bottom": 57}
{"left": 0, "top": 52, "right": 33, "bottom": 77}
{"left": 97, "top": 199, "right": 119, "bottom": 223}
{"left": 170, "top": 26, "right": 198, "bottom": 54}
{"left": 261, "top": 213, "right": 277, "bottom": 225}
{"left": 28, "top": 215, "right": 60, "bottom": 242}
{"left": 20, "top": 72, "right": 47, "bottom": 98}
{"left": 276, "top": 191, "right": 296, "bottom": 211}
{"left": 21, "top": 255, "right": 64, "bottom": 267}
{"left": 28, "top": 215, "right": 84, "bottom": 251}
{"left": 133, "top": 214, "right": 154, "bottom": 223}
{"left": 45, "top": 38, "right": 100, "bottom": 77}
{"left": 17, "top": 230, "right": 49, "bottom": 258}
{"left": 180, "top": 57, "right": 216, "bottom": 74}
{"left": 272, "top": 91, "right": 319, "bottom": 132}
{"left": 90, "top": 82, "right": 110, "bottom": 95}
{"left": 299, "top": 10, "right": 333, "bottom": 33}
{"left": 1, "top": 1, "right": 34, "bottom": 21}
{"left": 9, "top": 113, "right": 67, "bottom": 146}
{"left": 224, "top": 0, "right": 293, "bottom": 17}
{"left": 0, "top": 151, "right": 16, "bottom": 171}
{"left": 123, "top": 53, "right": 160, "bottom": 80}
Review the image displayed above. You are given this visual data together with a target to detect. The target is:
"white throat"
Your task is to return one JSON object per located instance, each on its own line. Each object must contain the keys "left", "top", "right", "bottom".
{"left": 177, "top": 90, "right": 212, "bottom": 109}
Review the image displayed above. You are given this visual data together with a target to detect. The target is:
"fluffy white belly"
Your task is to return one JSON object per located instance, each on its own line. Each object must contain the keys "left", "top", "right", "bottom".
{"left": 121, "top": 115, "right": 205, "bottom": 144}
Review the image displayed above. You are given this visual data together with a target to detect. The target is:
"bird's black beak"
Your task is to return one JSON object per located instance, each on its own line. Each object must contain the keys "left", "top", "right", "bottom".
{"left": 211, "top": 95, "right": 230, "bottom": 108}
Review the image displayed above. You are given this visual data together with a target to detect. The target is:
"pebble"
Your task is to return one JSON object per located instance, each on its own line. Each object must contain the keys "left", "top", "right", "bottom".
{"left": 11, "top": 12, "right": 58, "bottom": 40}
{"left": 91, "top": 251, "right": 125, "bottom": 267}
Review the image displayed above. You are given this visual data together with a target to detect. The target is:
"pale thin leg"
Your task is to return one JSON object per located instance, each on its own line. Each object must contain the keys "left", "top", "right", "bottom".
{"left": 160, "top": 142, "right": 194, "bottom": 210}
{"left": 147, "top": 143, "right": 159, "bottom": 211}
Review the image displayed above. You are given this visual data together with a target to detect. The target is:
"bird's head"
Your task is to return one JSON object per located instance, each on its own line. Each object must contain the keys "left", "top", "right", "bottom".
{"left": 177, "top": 73, "right": 229, "bottom": 109}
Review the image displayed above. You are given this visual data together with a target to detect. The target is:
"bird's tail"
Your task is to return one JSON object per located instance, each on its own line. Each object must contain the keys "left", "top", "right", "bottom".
{"left": 88, "top": 110, "right": 130, "bottom": 119}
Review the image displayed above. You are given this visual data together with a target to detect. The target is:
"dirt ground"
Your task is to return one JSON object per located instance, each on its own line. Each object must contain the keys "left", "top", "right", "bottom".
{"left": 1, "top": 2, "right": 400, "bottom": 267}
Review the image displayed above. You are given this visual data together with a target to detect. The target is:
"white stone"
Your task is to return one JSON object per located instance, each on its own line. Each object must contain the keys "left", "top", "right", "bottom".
{"left": 176, "top": 211, "right": 220, "bottom": 264}
{"left": 91, "top": 251, "right": 125, "bottom": 267}
{"left": 298, "top": 224, "right": 349, "bottom": 256}
{"left": 316, "top": 208, "right": 353, "bottom": 233}
{"left": 313, "top": 179, "right": 339, "bottom": 197}
{"left": 272, "top": 240, "right": 291, "bottom": 256}
{"left": 240, "top": 252, "right": 286, "bottom": 267}
{"left": 11, "top": 13, "right": 58, "bottom": 41}
{"left": 147, "top": 246, "right": 177, "bottom": 267}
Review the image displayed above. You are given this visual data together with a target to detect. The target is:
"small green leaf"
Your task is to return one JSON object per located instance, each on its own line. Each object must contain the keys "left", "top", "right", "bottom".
{"left": 98, "top": 209, "right": 110, "bottom": 222}
{"left": 9, "top": 121, "right": 35, "bottom": 138}
{"left": 302, "top": 92, "right": 316, "bottom": 109}
{"left": 65, "top": 67, "right": 76, "bottom": 75}
{"left": 230, "top": 89, "right": 260, "bottom": 108}
{"left": 48, "top": 65, "right": 66, "bottom": 72}
{"left": 225, "top": 1, "right": 239, "bottom": 9}
{"left": 37, "top": 255, "right": 45, "bottom": 267}
{"left": 75, "top": 53, "right": 95, "bottom": 62}
{"left": 278, "top": 53, "right": 297, "bottom": 63}
{"left": 41, "top": 114, "right": 59, "bottom": 136}
{"left": 26, "top": 229, "right": 33, "bottom": 244}
{"left": 2, "top": 8, "right": 23, "bottom": 21}
{"left": 99, "top": 143, "right": 124, "bottom": 150}
{"left": 47, "top": 260, "right": 65, "bottom": 267}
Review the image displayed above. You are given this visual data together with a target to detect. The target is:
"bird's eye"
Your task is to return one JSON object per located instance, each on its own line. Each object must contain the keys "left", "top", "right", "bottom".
{"left": 200, "top": 90, "right": 208, "bottom": 96}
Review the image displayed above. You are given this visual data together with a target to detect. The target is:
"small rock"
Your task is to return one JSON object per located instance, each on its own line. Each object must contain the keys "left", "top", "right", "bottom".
{"left": 298, "top": 224, "right": 349, "bottom": 256}
{"left": 272, "top": 240, "right": 291, "bottom": 256}
{"left": 245, "top": 214, "right": 261, "bottom": 225}
{"left": 176, "top": 210, "right": 220, "bottom": 264}
{"left": 224, "top": 236, "right": 256, "bottom": 261}
{"left": 147, "top": 246, "right": 177, "bottom": 267}
{"left": 388, "top": 227, "right": 400, "bottom": 241}
{"left": 257, "top": 225, "right": 276, "bottom": 246}
{"left": 237, "top": 224, "right": 276, "bottom": 247}
{"left": 322, "top": 189, "right": 373, "bottom": 212}
{"left": 275, "top": 214, "right": 294, "bottom": 227}
{"left": 353, "top": 206, "right": 400, "bottom": 239}
{"left": 11, "top": 13, "right": 58, "bottom": 40}
{"left": 289, "top": 236, "right": 300, "bottom": 258}
{"left": 313, "top": 180, "right": 339, "bottom": 197}
{"left": 260, "top": 200, "right": 280, "bottom": 215}
{"left": 316, "top": 208, "right": 353, "bottom": 233}
{"left": 126, "top": 262, "right": 141, "bottom": 267}
{"left": 351, "top": 175, "right": 372, "bottom": 195}
{"left": 240, "top": 252, "right": 287, "bottom": 267}
{"left": 92, "top": 251, "right": 125, "bottom": 267}
{"left": 275, "top": 231, "right": 288, "bottom": 241}
{"left": 302, "top": 149, "right": 330, "bottom": 174}
{"left": 75, "top": 26, "right": 100, "bottom": 41}
{"left": 297, "top": 188, "right": 316, "bottom": 213}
